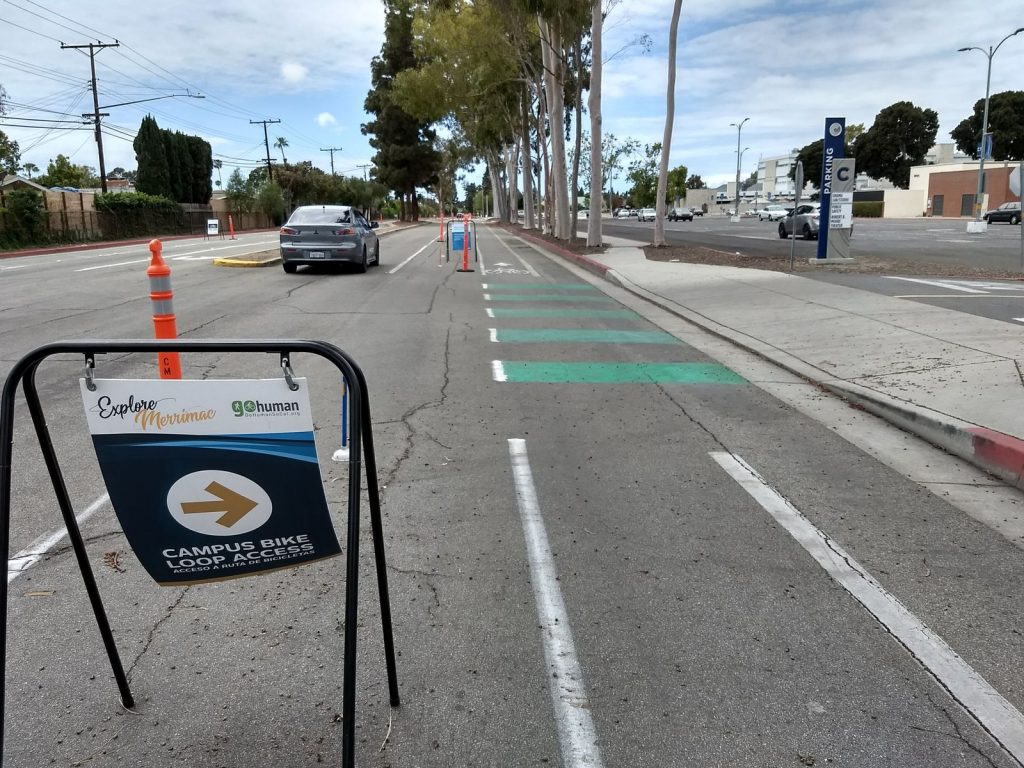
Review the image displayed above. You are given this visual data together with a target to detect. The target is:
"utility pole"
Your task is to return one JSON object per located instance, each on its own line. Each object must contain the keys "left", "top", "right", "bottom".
{"left": 320, "top": 147, "right": 343, "bottom": 176}
{"left": 61, "top": 41, "right": 119, "bottom": 193}
{"left": 250, "top": 119, "right": 281, "bottom": 181}
{"left": 356, "top": 164, "right": 372, "bottom": 181}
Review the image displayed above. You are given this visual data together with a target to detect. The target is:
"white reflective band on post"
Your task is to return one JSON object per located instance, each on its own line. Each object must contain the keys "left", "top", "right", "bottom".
{"left": 150, "top": 298, "right": 174, "bottom": 315}
{"left": 148, "top": 276, "right": 172, "bottom": 292}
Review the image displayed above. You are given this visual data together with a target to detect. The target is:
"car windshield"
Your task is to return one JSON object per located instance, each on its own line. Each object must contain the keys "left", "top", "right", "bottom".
{"left": 288, "top": 207, "right": 352, "bottom": 225}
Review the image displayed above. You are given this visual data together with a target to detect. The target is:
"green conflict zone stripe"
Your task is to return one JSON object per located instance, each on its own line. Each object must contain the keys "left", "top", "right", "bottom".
{"left": 487, "top": 308, "right": 637, "bottom": 319}
{"left": 482, "top": 283, "right": 598, "bottom": 291}
{"left": 484, "top": 293, "right": 614, "bottom": 302}
{"left": 492, "top": 361, "right": 745, "bottom": 384}
{"left": 491, "top": 328, "right": 680, "bottom": 344}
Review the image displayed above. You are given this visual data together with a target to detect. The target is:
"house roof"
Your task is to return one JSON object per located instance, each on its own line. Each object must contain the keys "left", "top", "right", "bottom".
{"left": 0, "top": 174, "right": 48, "bottom": 192}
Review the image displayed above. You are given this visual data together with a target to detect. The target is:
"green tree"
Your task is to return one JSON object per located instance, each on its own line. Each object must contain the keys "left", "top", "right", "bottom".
{"left": 686, "top": 174, "right": 705, "bottom": 189}
{"left": 625, "top": 142, "right": 661, "bottom": 207}
{"left": 134, "top": 115, "right": 171, "bottom": 198}
{"left": 666, "top": 165, "right": 689, "bottom": 201}
{"left": 362, "top": 0, "right": 440, "bottom": 221}
{"left": 37, "top": 154, "right": 89, "bottom": 188}
{"left": 225, "top": 168, "right": 255, "bottom": 213}
{"left": 21, "top": 162, "right": 38, "bottom": 179}
{"left": 855, "top": 101, "right": 939, "bottom": 188}
{"left": 950, "top": 90, "right": 1024, "bottom": 161}
{"left": 256, "top": 180, "right": 286, "bottom": 225}
{"left": 1, "top": 189, "right": 46, "bottom": 244}
{"left": 0, "top": 131, "right": 22, "bottom": 177}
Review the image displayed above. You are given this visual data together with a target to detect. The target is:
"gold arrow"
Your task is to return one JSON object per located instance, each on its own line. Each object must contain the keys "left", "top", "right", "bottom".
{"left": 181, "top": 481, "right": 258, "bottom": 528}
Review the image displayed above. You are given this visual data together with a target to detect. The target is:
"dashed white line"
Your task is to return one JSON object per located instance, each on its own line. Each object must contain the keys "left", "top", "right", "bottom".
{"left": 388, "top": 237, "right": 438, "bottom": 274}
{"left": 507, "top": 439, "right": 603, "bottom": 768}
{"left": 712, "top": 451, "right": 1024, "bottom": 762}
{"left": 884, "top": 276, "right": 988, "bottom": 294}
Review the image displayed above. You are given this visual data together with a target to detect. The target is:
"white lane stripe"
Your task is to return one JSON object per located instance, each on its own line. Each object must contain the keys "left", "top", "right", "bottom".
{"left": 7, "top": 492, "right": 110, "bottom": 583}
{"left": 489, "top": 328, "right": 498, "bottom": 343}
{"left": 884, "top": 276, "right": 988, "bottom": 294}
{"left": 1014, "top": 318, "right": 1024, "bottom": 324}
{"left": 491, "top": 360, "right": 506, "bottom": 381}
{"left": 507, "top": 439, "right": 603, "bottom": 768}
{"left": 75, "top": 258, "right": 150, "bottom": 272}
{"left": 486, "top": 308, "right": 495, "bottom": 318}
{"left": 388, "top": 238, "right": 437, "bottom": 274}
{"left": 711, "top": 451, "right": 1024, "bottom": 761}
{"left": 493, "top": 232, "right": 541, "bottom": 275}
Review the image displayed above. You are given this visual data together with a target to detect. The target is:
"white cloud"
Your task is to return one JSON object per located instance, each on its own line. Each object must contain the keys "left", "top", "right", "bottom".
{"left": 280, "top": 62, "right": 309, "bottom": 84}
{"left": 316, "top": 112, "right": 337, "bottom": 128}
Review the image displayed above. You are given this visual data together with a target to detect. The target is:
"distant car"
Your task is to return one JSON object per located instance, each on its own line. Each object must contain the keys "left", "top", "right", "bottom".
{"left": 279, "top": 204, "right": 380, "bottom": 273}
{"left": 667, "top": 208, "right": 693, "bottom": 222}
{"left": 759, "top": 204, "right": 790, "bottom": 221}
{"left": 615, "top": 208, "right": 633, "bottom": 219}
{"left": 778, "top": 204, "right": 820, "bottom": 240}
{"left": 983, "top": 202, "right": 1021, "bottom": 225}
{"left": 689, "top": 207, "right": 704, "bottom": 217}
{"left": 638, "top": 207, "right": 657, "bottom": 222}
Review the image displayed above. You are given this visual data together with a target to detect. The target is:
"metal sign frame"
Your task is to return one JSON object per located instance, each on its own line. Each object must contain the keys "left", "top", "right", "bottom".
{"left": 445, "top": 219, "right": 479, "bottom": 264}
{"left": 0, "top": 339, "right": 399, "bottom": 768}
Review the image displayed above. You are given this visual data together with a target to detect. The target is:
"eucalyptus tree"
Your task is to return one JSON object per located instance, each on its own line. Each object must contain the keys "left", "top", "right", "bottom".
{"left": 653, "top": 0, "right": 682, "bottom": 247}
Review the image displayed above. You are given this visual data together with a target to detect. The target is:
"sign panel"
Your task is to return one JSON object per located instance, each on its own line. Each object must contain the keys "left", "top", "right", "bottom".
{"left": 206, "top": 219, "right": 219, "bottom": 236}
{"left": 80, "top": 378, "right": 341, "bottom": 585}
{"left": 816, "top": 117, "right": 845, "bottom": 259}
{"left": 825, "top": 158, "right": 855, "bottom": 261}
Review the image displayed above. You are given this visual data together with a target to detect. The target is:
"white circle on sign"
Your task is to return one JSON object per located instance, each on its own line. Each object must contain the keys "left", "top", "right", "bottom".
{"left": 829, "top": 122, "right": 843, "bottom": 137}
{"left": 167, "top": 470, "right": 272, "bottom": 536}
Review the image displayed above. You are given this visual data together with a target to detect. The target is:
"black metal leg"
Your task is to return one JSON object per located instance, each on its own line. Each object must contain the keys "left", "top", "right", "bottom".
{"left": 358, "top": 385, "right": 400, "bottom": 706}
{"left": 23, "top": 367, "right": 134, "bottom": 708}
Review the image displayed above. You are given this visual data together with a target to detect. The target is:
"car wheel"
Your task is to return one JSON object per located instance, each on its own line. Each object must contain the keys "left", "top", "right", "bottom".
{"left": 778, "top": 223, "right": 788, "bottom": 239}
{"left": 357, "top": 247, "right": 368, "bottom": 273}
{"left": 802, "top": 223, "right": 814, "bottom": 240}
{"left": 1011, "top": 214, "right": 1021, "bottom": 225}
{"left": 374, "top": 241, "right": 381, "bottom": 265}
{"left": 282, "top": 262, "right": 297, "bottom": 274}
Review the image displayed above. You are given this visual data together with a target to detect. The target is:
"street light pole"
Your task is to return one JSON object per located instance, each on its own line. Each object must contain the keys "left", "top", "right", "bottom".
{"left": 958, "top": 27, "right": 1024, "bottom": 223}
{"left": 730, "top": 117, "right": 749, "bottom": 218}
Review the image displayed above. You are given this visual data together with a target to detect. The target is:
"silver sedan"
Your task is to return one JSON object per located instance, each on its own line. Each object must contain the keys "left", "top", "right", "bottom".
{"left": 279, "top": 205, "right": 380, "bottom": 273}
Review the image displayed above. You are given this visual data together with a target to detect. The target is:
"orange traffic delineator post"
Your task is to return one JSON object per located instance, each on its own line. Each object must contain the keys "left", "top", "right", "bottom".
{"left": 147, "top": 239, "right": 182, "bottom": 379}
{"left": 228, "top": 214, "right": 237, "bottom": 240}
{"left": 456, "top": 213, "right": 474, "bottom": 273}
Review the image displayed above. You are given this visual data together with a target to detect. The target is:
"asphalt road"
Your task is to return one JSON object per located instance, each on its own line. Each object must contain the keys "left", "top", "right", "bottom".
{"left": 1, "top": 225, "right": 1023, "bottom": 767}
{"left": 603, "top": 216, "right": 1024, "bottom": 324}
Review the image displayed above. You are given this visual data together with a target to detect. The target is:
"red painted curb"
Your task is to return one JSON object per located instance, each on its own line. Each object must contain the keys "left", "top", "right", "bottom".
{"left": 968, "top": 427, "right": 1024, "bottom": 484}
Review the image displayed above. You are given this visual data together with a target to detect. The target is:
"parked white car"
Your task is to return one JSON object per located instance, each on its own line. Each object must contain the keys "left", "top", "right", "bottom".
{"left": 638, "top": 207, "right": 657, "bottom": 222}
{"left": 758, "top": 204, "right": 790, "bottom": 221}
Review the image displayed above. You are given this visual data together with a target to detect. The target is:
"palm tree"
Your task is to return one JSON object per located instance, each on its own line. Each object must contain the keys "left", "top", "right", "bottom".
{"left": 212, "top": 159, "right": 223, "bottom": 187}
{"left": 653, "top": 0, "right": 683, "bottom": 247}
{"left": 22, "top": 162, "right": 38, "bottom": 179}
{"left": 274, "top": 137, "right": 289, "bottom": 166}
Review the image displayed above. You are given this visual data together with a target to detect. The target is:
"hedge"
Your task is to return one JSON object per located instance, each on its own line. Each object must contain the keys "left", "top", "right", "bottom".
{"left": 853, "top": 201, "right": 883, "bottom": 218}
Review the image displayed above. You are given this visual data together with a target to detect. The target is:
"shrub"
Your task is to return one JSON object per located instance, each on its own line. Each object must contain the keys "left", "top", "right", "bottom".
{"left": 94, "top": 191, "right": 178, "bottom": 215}
{"left": 853, "top": 201, "right": 883, "bottom": 218}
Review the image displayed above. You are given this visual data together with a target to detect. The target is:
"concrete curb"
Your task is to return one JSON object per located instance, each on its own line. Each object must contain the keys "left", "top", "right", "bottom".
{"left": 503, "top": 225, "right": 1024, "bottom": 489}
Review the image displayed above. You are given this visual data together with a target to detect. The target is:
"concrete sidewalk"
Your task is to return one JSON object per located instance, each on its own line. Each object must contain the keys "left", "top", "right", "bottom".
{"left": 512, "top": 228, "right": 1024, "bottom": 490}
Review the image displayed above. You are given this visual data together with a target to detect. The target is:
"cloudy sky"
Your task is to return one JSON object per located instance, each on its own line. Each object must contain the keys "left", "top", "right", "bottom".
{"left": 1, "top": 0, "right": 1022, "bottom": 192}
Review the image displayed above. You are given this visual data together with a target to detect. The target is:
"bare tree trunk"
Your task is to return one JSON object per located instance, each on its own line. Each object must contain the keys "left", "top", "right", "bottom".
{"left": 570, "top": 38, "right": 584, "bottom": 242}
{"left": 486, "top": 151, "right": 507, "bottom": 222}
{"left": 505, "top": 144, "right": 519, "bottom": 224}
{"left": 654, "top": 0, "right": 683, "bottom": 247}
{"left": 536, "top": 69, "right": 552, "bottom": 235}
{"left": 521, "top": 83, "right": 536, "bottom": 230}
{"left": 539, "top": 16, "right": 570, "bottom": 240}
{"left": 587, "top": 0, "right": 603, "bottom": 246}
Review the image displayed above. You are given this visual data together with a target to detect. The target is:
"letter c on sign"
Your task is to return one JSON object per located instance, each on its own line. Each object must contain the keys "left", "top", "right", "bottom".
{"left": 837, "top": 167, "right": 850, "bottom": 182}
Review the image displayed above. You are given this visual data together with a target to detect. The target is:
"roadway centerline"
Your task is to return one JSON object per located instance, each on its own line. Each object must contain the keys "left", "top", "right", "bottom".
{"left": 712, "top": 451, "right": 1024, "bottom": 763}
{"left": 507, "top": 438, "right": 604, "bottom": 768}
{"left": 7, "top": 492, "right": 110, "bottom": 583}
{"left": 387, "top": 236, "right": 439, "bottom": 274}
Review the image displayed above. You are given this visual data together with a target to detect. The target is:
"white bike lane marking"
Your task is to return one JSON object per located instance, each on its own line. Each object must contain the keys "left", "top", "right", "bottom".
{"left": 387, "top": 236, "right": 438, "bottom": 274}
{"left": 712, "top": 451, "right": 1024, "bottom": 762}
{"left": 7, "top": 492, "right": 110, "bottom": 583}
{"left": 508, "top": 438, "right": 604, "bottom": 768}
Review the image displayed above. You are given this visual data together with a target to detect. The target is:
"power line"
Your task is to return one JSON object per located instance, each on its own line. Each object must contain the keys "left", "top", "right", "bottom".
{"left": 61, "top": 40, "right": 120, "bottom": 193}
{"left": 320, "top": 146, "right": 343, "bottom": 175}
{"left": 250, "top": 119, "right": 281, "bottom": 181}
{"left": 0, "top": 15, "right": 62, "bottom": 43}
